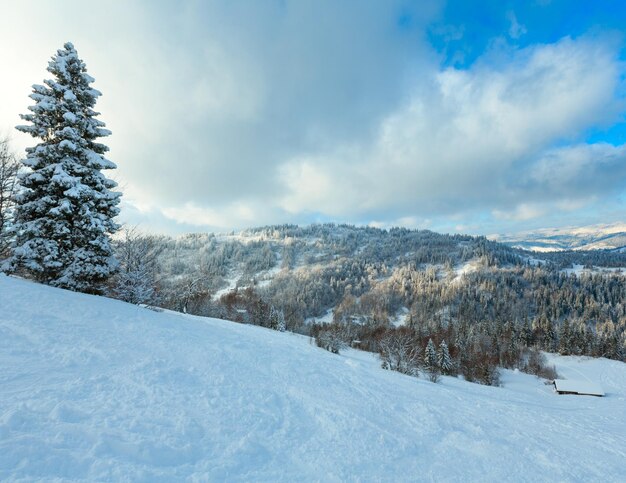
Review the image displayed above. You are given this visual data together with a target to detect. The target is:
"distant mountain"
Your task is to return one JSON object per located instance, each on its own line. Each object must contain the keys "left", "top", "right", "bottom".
{"left": 492, "top": 222, "right": 626, "bottom": 252}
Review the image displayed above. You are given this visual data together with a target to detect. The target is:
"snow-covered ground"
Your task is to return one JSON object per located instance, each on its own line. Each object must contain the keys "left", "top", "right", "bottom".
{"left": 212, "top": 268, "right": 242, "bottom": 301}
{"left": 452, "top": 260, "right": 480, "bottom": 284}
{"left": 1, "top": 275, "right": 625, "bottom": 482}
{"left": 390, "top": 306, "right": 410, "bottom": 327}
{"left": 304, "top": 307, "right": 334, "bottom": 325}
{"left": 561, "top": 264, "right": 624, "bottom": 276}
{"left": 493, "top": 222, "right": 626, "bottom": 252}
{"left": 256, "top": 263, "right": 283, "bottom": 289}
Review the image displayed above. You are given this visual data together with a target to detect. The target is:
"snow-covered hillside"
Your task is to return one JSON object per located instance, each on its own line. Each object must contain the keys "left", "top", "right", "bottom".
{"left": 1, "top": 275, "right": 625, "bottom": 482}
{"left": 495, "top": 222, "right": 626, "bottom": 252}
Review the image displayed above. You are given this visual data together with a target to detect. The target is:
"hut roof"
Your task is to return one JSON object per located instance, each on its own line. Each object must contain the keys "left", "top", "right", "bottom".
{"left": 554, "top": 379, "right": 605, "bottom": 397}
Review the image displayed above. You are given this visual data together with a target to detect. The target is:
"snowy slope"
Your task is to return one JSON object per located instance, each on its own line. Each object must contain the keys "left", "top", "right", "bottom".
{"left": 1, "top": 275, "right": 625, "bottom": 482}
{"left": 494, "top": 222, "right": 626, "bottom": 252}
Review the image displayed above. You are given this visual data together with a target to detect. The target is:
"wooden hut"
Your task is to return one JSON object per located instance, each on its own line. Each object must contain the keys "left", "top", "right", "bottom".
{"left": 553, "top": 379, "right": 605, "bottom": 397}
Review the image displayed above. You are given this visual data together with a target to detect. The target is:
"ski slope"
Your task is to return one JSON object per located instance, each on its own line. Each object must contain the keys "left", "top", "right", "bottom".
{"left": 1, "top": 275, "right": 625, "bottom": 481}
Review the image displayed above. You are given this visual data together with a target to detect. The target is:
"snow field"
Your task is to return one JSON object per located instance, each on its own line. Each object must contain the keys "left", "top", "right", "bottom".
{"left": 1, "top": 275, "right": 625, "bottom": 481}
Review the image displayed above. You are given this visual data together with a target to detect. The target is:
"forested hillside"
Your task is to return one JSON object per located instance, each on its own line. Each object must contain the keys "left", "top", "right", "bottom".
{"left": 496, "top": 222, "right": 626, "bottom": 252}
{"left": 111, "top": 224, "right": 626, "bottom": 384}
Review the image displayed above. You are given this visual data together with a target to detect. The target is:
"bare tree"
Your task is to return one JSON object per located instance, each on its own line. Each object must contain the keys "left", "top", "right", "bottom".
{"left": 379, "top": 329, "right": 421, "bottom": 376}
{"left": 315, "top": 323, "right": 349, "bottom": 354}
{"left": 0, "top": 137, "right": 19, "bottom": 260}
{"left": 112, "top": 227, "right": 164, "bottom": 305}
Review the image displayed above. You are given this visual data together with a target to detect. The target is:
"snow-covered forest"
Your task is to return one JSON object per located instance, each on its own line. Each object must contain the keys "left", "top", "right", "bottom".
{"left": 102, "top": 224, "right": 626, "bottom": 385}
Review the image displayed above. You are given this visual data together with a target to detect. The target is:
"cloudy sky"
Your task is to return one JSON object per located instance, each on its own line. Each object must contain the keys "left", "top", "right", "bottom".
{"left": 1, "top": 0, "right": 625, "bottom": 235}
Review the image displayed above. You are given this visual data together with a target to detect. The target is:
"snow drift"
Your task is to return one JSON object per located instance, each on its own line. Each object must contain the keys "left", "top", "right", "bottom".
{"left": 1, "top": 275, "right": 625, "bottom": 481}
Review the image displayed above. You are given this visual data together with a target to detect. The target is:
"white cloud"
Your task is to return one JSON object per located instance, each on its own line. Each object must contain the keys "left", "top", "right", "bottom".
{"left": 278, "top": 159, "right": 335, "bottom": 215}
{"left": 493, "top": 203, "right": 546, "bottom": 221}
{"left": 162, "top": 201, "right": 258, "bottom": 229}
{"left": 526, "top": 143, "right": 626, "bottom": 196}
{"left": 506, "top": 11, "right": 527, "bottom": 40}
{"left": 368, "top": 216, "right": 431, "bottom": 230}
{"left": 277, "top": 36, "right": 625, "bottom": 223}
{"left": 1, "top": 3, "right": 624, "bottom": 234}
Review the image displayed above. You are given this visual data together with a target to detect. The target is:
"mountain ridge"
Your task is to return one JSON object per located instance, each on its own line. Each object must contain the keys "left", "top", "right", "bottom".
{"left": 492, "top": 222, "right": 626, "bottom": 252}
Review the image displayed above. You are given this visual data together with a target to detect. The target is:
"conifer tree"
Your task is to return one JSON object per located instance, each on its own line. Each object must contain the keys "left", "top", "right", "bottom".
{"left": 558, "top": 319, "right": 572, "bottom": 355}
{"left": 437, "top": 340, "right": 452, "bottom": 375}
{"left": 276, "top": 308, "right": 286, "bottom": 332}
{"left": 425, "top": 338, "right": 440, "bottom": 382}
{"left": 9, "top": 42, "right": 120, "bottom": 292}
{"left": 269, "top": 306, "right": 286, "bottom": 331}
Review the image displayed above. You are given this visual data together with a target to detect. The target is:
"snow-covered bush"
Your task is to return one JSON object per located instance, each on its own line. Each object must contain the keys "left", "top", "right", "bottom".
{"left": 112, "top": 228, "right": 163, "bottom": 305}
{"left": 523, "top": 348, "right": 558, "bottom": 380}
{"left": 378, "top": 329, "right": 420, "bottom": 376}
{"left": 314, "top": 324, "right": 348, "bottom": 354}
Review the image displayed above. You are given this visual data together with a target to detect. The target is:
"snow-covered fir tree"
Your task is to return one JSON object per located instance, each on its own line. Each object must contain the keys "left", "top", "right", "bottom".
{"left": 276, "top": 309, "right": 286, "bottom": 332}
{"left": 425, "top": 338, "right": 440, "bottom": 382}
{"left": 437, "top": 340, "right": 452, "bottom": 375}
{"left": 425, "top": 338, "right": 437, "bottom": 369}
{"left": 9, "top": 42, "right": 120, "bottom": 293}
{"left": 269, "top": 306, "right": 286, "bottom": 332}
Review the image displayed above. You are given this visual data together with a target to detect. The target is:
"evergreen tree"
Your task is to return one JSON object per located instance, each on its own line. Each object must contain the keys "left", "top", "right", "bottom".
{"left": 269, "top": 305, "right": 286, "bottom": 332}
{"left": 276, "top": 308, "right": 286, "bottom": 332}
{"left": 9, "top": 42, "right": 120, "bottom": 292}
{"left": 437, "top": 340, "right": 452, "bottom": 375}
{"left": 558, "top": 319, "right": 572, "bottom": 355}
{"left": 425, "top": 338, "right": 440, "bottom": 382}
{"left": 521, "top": 318, "right": 534, "bottom": 347}
{"left": 269, "top": 305, "right": 278, "bottom": 329}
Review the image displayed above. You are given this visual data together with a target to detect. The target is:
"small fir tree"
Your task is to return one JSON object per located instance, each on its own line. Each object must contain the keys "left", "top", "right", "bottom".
{"left": 437, "top": 340, "right": 452, "bottom": 375}
{"left": 269, "top": 305, "right": 286, "bottom": 332}
{"left": 425, "top": 338, "right": 440, "bottom": 382}
{"left": 558, "top": 319, "right": 572, "bottom": 355}
{"left": 9, "top": 42, "right": 120, "bottom": 292}
{"left": 269, "top": 305, "right": 278, "bottom": 329}
{"left": 276, "top": 309, "right": 286, "bottom": 332}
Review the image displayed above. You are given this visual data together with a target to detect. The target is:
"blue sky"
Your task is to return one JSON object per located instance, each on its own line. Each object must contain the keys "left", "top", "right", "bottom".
{"left": 433, "top": 1, "right": 626, "bottom": 64}
{"left": 430, "top": 0, "right": 626, "bottom": 144}
{"left": 1, "top": 0, "right": 625, "bottom": 236}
